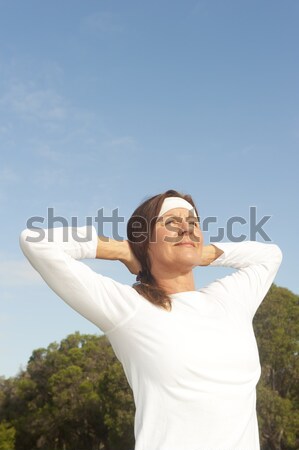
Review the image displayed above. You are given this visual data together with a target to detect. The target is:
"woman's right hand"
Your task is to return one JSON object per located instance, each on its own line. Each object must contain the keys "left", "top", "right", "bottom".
{"left": 119, "top": 240, "right": 141, "bottom": 275}
{"left": 96, "top": 236, "right": 141, "bottom": 275}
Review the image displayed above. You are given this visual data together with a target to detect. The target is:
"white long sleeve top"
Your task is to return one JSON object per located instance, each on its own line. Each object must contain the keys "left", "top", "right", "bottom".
{"left": 19, "top": 226, "right": 283, "bottom": 450}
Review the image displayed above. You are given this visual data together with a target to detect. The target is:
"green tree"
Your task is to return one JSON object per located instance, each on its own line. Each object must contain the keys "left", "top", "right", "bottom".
{"left": 0, "top": 333, "right": 124, "bottom": 450}
{"left": 99, "top": 349, "right": 135, "bottom": 450}
{"left": 257, "top": 382, "right": 299, "bottom": 450}
{"left": 0, "top": 421, "right": 16, "bottom": 450}
{"left": 254, "top": 284, "right": 299, "bottom": 450}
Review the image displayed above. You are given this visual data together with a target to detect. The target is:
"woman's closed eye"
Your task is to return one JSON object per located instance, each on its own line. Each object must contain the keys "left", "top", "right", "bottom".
{"left": 188, "top": 218, "right": 200, "bottom": 228}
{"left": 165, "top": 217, "right": 181, "bottom": 226}
{"left": 164, "top": 217, "right": 201, "bottom": 230}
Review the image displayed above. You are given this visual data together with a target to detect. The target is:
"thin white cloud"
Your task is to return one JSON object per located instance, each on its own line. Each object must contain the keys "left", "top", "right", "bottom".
{"left": 33, "top": 145, "right": 62, "bottom": 163}
{"left": 105, "top": 136, "right": 136, "bottom": 148}
{"left": 0, "top": 82, "right": 67, "bottom": 122}
{"left": 33, "top": 167, "right": 69, "bottom": 188}
{"left": 0, "top": 167, "right": 19, "bottom": 183}
{"left": 0, "top": 258, "right": 42, "bottom": 287}
{"left": 0, "top": 124, "right": 12, "bottom": 135}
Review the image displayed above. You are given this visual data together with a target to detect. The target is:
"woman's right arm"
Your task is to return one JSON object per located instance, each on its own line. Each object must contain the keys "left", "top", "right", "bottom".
{"left": 19, "top": 226, "right": 141, "bottom": 334}
{"left": 96, "top": 236, "right": 141, "bottom": 275}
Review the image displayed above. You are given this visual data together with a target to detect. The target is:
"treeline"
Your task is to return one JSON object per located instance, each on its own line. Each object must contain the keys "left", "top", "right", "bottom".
{"left": 0, "top": 284, "right": 298, "bottom": 450}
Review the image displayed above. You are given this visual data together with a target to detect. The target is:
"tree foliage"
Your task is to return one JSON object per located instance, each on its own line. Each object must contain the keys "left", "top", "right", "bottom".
{"left": 254, "top": 284, "right": 299, "bottom": 450}
{"left": 0, "top": 333, "right": 135, "bottom": 450}
{"left": 0, "top": 284, "right": 298, "bottom": 450}
{"left": 0, "top": 420, "right": 16, "bottom": 450}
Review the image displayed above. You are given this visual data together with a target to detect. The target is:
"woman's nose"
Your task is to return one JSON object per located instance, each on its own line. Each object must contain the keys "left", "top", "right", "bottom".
{"left": 178, "top": 219, "right": 190, "bottom": 235}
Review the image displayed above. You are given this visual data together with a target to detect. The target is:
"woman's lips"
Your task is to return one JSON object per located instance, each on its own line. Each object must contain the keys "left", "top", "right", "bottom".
{"left": 175, "top": 242, "right": 195, "bottom": 247}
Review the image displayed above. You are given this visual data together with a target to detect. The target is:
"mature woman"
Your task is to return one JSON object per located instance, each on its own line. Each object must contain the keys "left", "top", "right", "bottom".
{"left": 20, "top": 189, "right": 282, "bottom": 450}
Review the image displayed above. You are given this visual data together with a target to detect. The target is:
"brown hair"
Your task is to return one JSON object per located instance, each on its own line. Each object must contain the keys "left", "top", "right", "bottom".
{"left": 127, "top": 189, "right": 199, "bottom": 312}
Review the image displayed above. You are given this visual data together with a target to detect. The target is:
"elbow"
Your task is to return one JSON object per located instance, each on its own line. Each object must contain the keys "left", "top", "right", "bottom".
{"left": 19, "top": 228, "right": 32, "bottom": 257}
{"left": 19, "top": 228, "right": 46, "bottom": 257}
{"left": 271, "top": 244, "right": 283, "bottom": 265}
{"left": 19, "top": 229, "right": 30, "bottom": 255}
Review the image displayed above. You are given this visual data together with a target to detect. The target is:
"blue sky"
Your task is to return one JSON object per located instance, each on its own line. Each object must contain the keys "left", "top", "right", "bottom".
{"left": 0, "top": 0, "right": 298, "bottom": 377}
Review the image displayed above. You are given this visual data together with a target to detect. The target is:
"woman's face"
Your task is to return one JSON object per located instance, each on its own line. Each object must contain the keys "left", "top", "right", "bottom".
{"left": 148, "top": 207, "right": 203, "bottom": 275}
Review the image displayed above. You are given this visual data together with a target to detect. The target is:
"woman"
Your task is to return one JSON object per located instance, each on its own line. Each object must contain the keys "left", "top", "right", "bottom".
{"left": 20, "top": 189, "right": 283, "bottom": 450}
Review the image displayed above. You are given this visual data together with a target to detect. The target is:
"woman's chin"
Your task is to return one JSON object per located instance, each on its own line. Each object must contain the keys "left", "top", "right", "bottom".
{"left": 173, "top": 253, "right": 201, "bottom": 269}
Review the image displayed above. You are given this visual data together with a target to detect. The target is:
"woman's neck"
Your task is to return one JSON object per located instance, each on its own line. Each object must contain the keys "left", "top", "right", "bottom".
{"left": 154, "top": 271, "right": 196, "bottom": 295}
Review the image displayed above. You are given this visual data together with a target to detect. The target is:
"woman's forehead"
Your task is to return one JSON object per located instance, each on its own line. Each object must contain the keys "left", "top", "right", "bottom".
{"left": 161, "top": 207, "right": 196, "bottom": 218}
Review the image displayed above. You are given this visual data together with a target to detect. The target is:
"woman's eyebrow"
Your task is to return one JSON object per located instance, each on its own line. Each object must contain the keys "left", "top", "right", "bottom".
{"left": 164, "top": 214, "right": 182, "bottom": 219}
{"left": 163, "top": 215, "right": 200, "bottom": 221}
{"left": 162, "top": 215, "right": 185, "bottom": 221}
{"left": 157, "top": 213, "right": 200, "bottom": 222}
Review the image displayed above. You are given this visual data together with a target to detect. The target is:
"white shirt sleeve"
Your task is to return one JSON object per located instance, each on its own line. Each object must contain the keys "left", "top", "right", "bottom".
{"left": 207, "top": 241, "right": 283, "bottom": 319}
{"left": 19, "top": 226, "right": 141, "bottom": 334}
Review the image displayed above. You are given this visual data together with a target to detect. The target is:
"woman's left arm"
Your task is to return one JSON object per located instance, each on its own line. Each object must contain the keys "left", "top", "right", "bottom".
{"left": 202, "top": 241, "right": 283, "bottom": 318}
